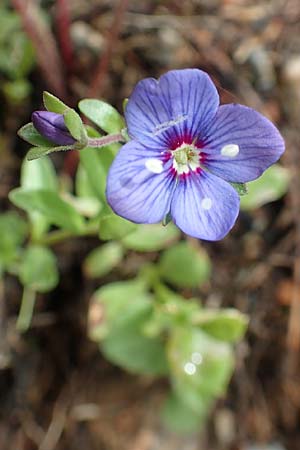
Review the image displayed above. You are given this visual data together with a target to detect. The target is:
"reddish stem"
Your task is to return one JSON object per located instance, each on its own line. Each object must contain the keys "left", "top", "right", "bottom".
{"left": 87, "top": 0, "right": 129, "bottom": 98}
{"left": 55, "top": 0, "right": 74, "bottom": 75}
{"left": 11, "top": 0, "right": 66, "bottom": 99}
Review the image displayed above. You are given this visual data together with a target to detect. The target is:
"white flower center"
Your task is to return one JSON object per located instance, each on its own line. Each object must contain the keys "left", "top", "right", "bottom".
{"left": 221, "top": 144, "right": 239, "bottom": 157}
{"left": 172, "top": 143, "right": 201, "bottom": 175}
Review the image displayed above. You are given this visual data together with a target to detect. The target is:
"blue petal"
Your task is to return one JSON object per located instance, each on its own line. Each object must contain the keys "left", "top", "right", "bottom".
{"left": 125, "top": 69, "right": 219, "bottom": 148}
{"left": 170, "top": 170, "right": 240, "bottom": 241}
{"left": 201, "top": 104, "right": 285, "bottom": 182}
{"left": 106, "top": 141, "right": 175, "bottom": 223}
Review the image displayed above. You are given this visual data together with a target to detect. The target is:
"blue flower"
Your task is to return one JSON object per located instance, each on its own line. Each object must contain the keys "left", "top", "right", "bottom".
{"left": 106, "top": 69, "right": 285, "bottom": 240}
{"left": 32, "top": 111, "right": 76, "bottom": 146}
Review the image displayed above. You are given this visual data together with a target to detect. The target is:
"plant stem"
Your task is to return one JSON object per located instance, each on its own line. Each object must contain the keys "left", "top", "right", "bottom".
{"left": 87, "top": 0, "right": 129, "bottom": 98}
{"left": 87, "top": 132, "right": 125, "bottom": 148}
{"left": 16, "top": 287, "right": 36, "bottom": 333}
{"left": 11, "top": 0, "right": 66, "bottom": 99}
{"left": 35, "top": 222, "right": 99, "bottom": 246}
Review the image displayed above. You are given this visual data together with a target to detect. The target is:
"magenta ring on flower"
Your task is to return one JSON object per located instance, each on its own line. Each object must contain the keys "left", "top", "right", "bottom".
{"left": 106, "top": 69, "right": 285, "bottom": 241}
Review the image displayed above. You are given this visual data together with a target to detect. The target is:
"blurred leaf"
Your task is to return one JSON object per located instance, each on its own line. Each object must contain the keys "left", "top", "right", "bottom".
{"left": 79, "top": 99, "right": 124, "bottom": 133}
{"left": 159, "top": 242, "right": 211, "bottom": 288}
{"left": 79, "top": 147, "right": 107, "bottom": 202}
{"left": 88, "top": 279, "right": 147, "bottom": 340}
{"left": 9, "top": 188, "right": 85, "bottom": 233}
{"left": 240, "top": 165, "right": 290, "bottom": 210}
{"left": 18, "top": 122, "right": 53, "bottom": 147}
{"left": 83, "top": 242, "right": 124, "bottom": 278}
{"left": 3, "top": 78, "right": 32, "bottom": 103}
{"left": 43, "top": 91, "right": 69, "bottom": 114}
{"left": 21, "top": 157, "right": 58, "bottom": 191}
{"left": 89, "top": 279, "right": 168, "bottom": 375}
{"left": 63, "top": 108, "right": 87, "bottom": 143}
{"left": 75, "top": 163, "right": 99, "bottom": 198}
{"left": 99, "top": 214, "right": 137, "bottom": 240}
{"left": 0, "top": 212, "right": 28, "bottom": 268}
{"left": 162, "top": 391, "right": 210, "bottom": 433}
{"left": 20, "top": 157, "right": 58, "bottom": 238}
{"left": 168, "top": 327, "right": 234, "bottom": 412}
{"left": 196, "top": 309, "right": 248, "bottom": 342}
{"left": 19, "top": 245, "right": 58, "bottom": 293}
{"left": 122, "top": 223, "right": 180, "bottom": 252}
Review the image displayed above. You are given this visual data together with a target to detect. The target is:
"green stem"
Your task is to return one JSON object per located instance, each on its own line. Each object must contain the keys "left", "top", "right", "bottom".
{"left": 16, "top": 287, "right": 36, "bottom": 333}
{"left": 34, "top": 221, "right": 99, "bottom": 246}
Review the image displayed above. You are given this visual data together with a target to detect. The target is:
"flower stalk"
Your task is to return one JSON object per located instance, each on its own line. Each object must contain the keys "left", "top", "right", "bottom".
{"left": 87, "top": 132, "right": 126, "bottom": 148}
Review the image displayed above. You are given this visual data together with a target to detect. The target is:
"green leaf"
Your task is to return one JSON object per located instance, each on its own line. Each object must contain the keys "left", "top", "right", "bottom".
{"left": 88, "top": 279, "right": 168, "bottom": 375}
{"left": 102, "top": 323, "right": 168, "bottom": 376}
{"left": 231, "top": 182, "right": 248, "bottom": 196}
{"left": 88, "top": 279, "right": 148, "bottom": 340}
{"left": 0, "top": 212, "right": 28, "bottom": 268}
{"left": 19, "top": 245, "right": 58, "bottom": 293}
{"left": 162, "top": 392, "right": 210, "bottom": 433}
{"left": 63, "top": 108, "right": 87, "bottom": 143}
{"left": 3, "top": 78, "right": 32, "bottom": 104}
{"left": 99, "top": 214, "right": 137, "bottom": 240}
{"left": 18, "top": 122, "right": 53, "bottom": 147}
{"left": 83, "top": 242, "right": 124, "bottom": 278}
{"left": 43, "top": 91, "right": 69, "bottom": 114}
{"left": 159, "top": 242, "right": 211, "bottom": 288}
{"left": 75, "top": 163, "right": 98, "bottom": 198}
{"left": 240, "top": 164, "right": 290, "bottom": 210}
{"left": 9, "top": 188, "right": 85, "bottom": 233}
{"left": 26, "top": 144, "right": 75, "bottom": 161}
{"left": 167, "top": 327, "right": 234, "bottom": 412}
{"left": 122, "top": 223, "right": 180, "bottom": 252}
{"left": 79, "top": 147, "right": 107, "bottom": 202}
{"left": 21, "top": 157, "right": 58, "bottom": 191}
{"left": 20, "top": 157, "right": 58, "bottom": 238}
{"left": 78, "top": 99, "right": 124, "bottom": 133}
{"left": 196, "top": 309, "right": 248, "bottom": 342}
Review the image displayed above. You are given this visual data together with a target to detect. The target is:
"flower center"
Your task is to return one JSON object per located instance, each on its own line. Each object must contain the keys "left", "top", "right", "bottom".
{"left": 172, "top": 143, "right": 201, "bottom": 175}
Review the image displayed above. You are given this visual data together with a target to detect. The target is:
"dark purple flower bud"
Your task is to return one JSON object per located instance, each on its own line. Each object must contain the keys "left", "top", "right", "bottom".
{"left": 32, "top": 111, "right": 76, "bottom": 146}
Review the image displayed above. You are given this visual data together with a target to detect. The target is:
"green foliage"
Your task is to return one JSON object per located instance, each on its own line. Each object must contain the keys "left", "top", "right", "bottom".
{"left": 159, "top": 241, "right": 211, "bottom": 288}
{"left": 79, "top": 99, "right": 125, "bottom": 133}
{"left": 83, "top": 242, "right": 124, "bottom": 278}
{"left": 162, "top": 392, "right": 208, "bottom": 433}
{"left": 240, "top": 164, "right": 290, "bottom": 210}
{"left": 43, "top": 91, "right": 69, "bottom": 114}
{"left": 99, "top": 214, "right": 137, "bottom": 240}
{"left": 63, "top": 108, "right": 87, "bottom": 143}
{"left": 0, "top": 212, "right": 28, "bottom": 272}
{"left": 19, "top": 245, "right": 58, "bottom": 293}
{"left": 9, "top": 188, "right": 85, "bottom": 234}
{"left": 167, "top": 327, "right": 234, "bottom": 411}
{"left": 122, "top": 223, "right": 180, "bottom": 252}
{"left": 0, "top": 6, "right": 35, "bottom": 102}
{"left": 89, "top": 280, "right": 168, "bottom": 375}
{"left": 196, "top": 309, "right": 248, "bottom": 342}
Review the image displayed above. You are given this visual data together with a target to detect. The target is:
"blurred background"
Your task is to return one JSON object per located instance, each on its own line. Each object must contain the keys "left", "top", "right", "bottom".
{"left": 0, "top": 0, "right": 300, "bottom": 449}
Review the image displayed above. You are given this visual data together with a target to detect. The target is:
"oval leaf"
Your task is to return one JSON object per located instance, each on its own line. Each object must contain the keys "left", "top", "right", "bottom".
{"left": 79, "top": 99, "right": 124, "bottom": 133}
{"left": 122, "top": 223, "right": 180, "bottom": 252}
{"left": 19, "top": 245, "right": 59, "bottom": 293}
{"left": 159, "top": 242, "right": 211, "bottom": 288}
